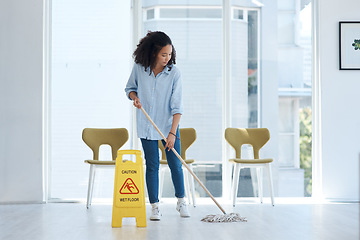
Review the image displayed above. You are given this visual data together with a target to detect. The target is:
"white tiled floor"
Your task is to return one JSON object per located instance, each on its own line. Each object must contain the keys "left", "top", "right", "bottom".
{"left": 0, "top": 198, "right": 359, "bottom": 240}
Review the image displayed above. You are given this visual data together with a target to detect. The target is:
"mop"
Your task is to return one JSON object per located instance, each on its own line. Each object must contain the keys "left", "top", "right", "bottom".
{"left": 140, "top": 107, "right": 247, "bottom": 223}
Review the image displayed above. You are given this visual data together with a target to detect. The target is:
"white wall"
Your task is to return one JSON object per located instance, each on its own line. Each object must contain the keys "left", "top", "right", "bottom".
{"left": 0, "top": 0, "right": 44, "bottom": 202}
{"left": 319, "top": 0, "right": 360, "bottom": 201}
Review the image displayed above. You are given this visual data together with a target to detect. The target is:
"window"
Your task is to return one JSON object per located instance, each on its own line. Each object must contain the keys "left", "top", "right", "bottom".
{"left": 277, "top": 0, "right": 312, "bottom": 197}
{"left": 160, "top": 8, "right": 222, "bottom": 19}
{"left": 146, "top": 8, "right": 155, "bottom": 20}
{"left": 142, "top": 2, "right": 261, "bottom": 198}
{"left": 233, "top": 9, "right": 244, "bottom": 20}
{"left": 143, "top": 2, "right": 224, "bottom": 197}
{"left": 50, "top": 0, "right": 132, "bottom": 200}
{"left": 49, "top": 0, "right": 313, "bottom": 201}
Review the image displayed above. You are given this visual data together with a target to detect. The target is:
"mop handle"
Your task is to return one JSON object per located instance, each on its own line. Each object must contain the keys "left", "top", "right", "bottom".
{"left": 140, "top": 107, "right": 226, "bottom": 214}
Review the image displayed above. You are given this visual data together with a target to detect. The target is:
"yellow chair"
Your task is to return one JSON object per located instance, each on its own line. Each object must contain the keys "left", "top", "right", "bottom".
{"left": 225, "top": 128, "right": 275, "bottom": 206}
{"left": 82, "top": 128, "right": 129, "bottom": 208}
{"left": 158, "top": 128, "right": 197, "bottom": 206}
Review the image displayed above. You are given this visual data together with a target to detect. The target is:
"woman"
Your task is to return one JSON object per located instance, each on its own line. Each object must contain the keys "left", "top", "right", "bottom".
{"left": 125, "top": 31, "right": 190, "bottom": 221}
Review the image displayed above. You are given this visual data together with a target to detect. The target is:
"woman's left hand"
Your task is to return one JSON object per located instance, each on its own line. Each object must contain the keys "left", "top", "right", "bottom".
{"left": 165, "top": 133, "right": 176, "bottom": 151}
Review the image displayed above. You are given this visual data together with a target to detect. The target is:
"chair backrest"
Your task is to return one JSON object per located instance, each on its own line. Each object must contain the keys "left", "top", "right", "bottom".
{"left": 159, "top": 128, "right": 197, "bottom": 160}
{"left": 82, "top": 128, "right": 129, "bottom": 160}
{"left": 225, "top": 128, "right": 270, "bottom": 159}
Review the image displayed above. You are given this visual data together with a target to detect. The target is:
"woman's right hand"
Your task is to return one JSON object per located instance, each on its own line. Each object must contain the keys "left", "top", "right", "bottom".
{"left": 133, "top": 97, "right": 142, "bottom": 109}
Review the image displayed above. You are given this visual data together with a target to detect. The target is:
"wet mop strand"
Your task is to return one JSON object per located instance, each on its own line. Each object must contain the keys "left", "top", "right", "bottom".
{"left": 140, "top": 107, "right": 247, "bottom": 223}
{"left": 201, "top": 213, "right": 247, "bottom": 223}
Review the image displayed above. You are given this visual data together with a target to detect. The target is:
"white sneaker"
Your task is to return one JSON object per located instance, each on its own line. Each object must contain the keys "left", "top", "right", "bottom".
{"left": 176, "top": 198, "right": 191, "bottom": 217}
{"left": 150, "top": 202, "right": 161, "bottom": 221}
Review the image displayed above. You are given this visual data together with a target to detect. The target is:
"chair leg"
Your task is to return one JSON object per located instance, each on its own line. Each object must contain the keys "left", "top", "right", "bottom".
{"left": 143, "top": 165, "right": 148, "bottom": 203}
{"left": 189, "top": 164, "right": 196, "bottom": 207}
{"left": 265, "top": 164, "right": 275, "bottom": 206}
{"left": 143, "top": 163, "right": 150, "bottom": 202}
{"left": 232, "top": 164, "right": 241, "bottom": 207}
{"left": 183, "top": 169, "right": 191, "bottom": 205}
{"left": 159, "top": 165, "right": 166, "bottom": 202}
{"left": 257, "top": 168, "right": 263, "bottom": 203}
{"left": 86, "top": 165, "right": 95, "bottom": 209}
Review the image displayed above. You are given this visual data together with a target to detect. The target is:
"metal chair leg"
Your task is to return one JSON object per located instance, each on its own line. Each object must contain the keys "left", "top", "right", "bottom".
{"left": 257, "top": 168, "right": 263, "bottom": 203}
{"left": 232, "top": 164, "right": 241, "bottom": 207}
{"left": 266, "top": 164, "right": 275, "bottom": 206}
{"left": 86, "top": 165, "right": 95, "bottom": 209}
{"left": 189, "top": 164, "right": 196, "bottom": 207}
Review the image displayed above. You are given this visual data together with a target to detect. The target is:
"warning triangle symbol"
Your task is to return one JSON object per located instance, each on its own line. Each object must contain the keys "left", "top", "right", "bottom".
{"left": 119, "top": 178, "right": 139, "bottom": 194}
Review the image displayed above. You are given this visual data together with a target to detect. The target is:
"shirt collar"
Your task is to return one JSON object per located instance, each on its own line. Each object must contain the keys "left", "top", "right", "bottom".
{"left": 145, "top": 64, "right": 172, "bottom": 76}
{"left": 162, "top": 65, "right": 171, "bottom": 75}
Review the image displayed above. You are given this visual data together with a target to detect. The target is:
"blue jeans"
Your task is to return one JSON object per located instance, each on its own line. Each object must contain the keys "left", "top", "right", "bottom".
{"left": 140, "top": 128, "right": 185, "bottom": 204}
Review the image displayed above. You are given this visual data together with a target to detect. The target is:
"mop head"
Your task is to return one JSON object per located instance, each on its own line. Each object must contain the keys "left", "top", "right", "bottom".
{"left": 201, "top": 213, "right": 247, "bottom": 223}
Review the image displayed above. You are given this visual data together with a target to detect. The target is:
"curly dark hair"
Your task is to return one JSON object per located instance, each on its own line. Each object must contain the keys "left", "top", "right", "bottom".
{"left": 133, "top": 31, "right": 176, "bottom": 74}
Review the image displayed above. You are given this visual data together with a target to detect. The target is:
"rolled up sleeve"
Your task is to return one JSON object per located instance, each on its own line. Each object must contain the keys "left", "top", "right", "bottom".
{"left": 125, "top": 64, "right": 138, "bottom": 100}
{"left": 170, "top": 70, "right": 183, "bottom": 116}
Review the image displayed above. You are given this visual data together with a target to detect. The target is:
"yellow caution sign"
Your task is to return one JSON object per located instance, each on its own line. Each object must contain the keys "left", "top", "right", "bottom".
{"left": 112, "top": 150, "right": 147, "bottom": 227}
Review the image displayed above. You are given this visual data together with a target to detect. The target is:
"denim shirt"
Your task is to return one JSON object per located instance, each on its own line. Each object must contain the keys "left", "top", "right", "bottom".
{"left": 125, "top": 63, "right": 183, "bottom": 140}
